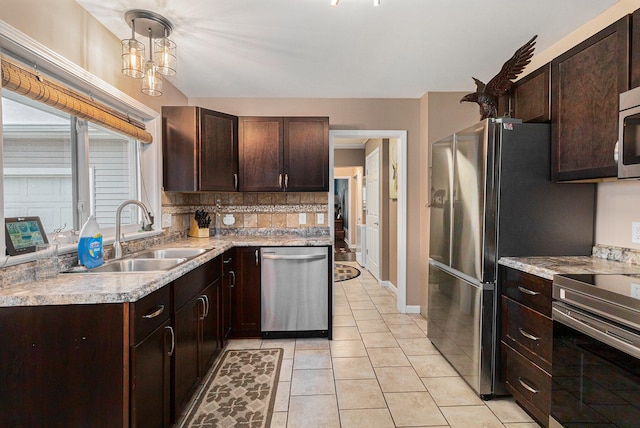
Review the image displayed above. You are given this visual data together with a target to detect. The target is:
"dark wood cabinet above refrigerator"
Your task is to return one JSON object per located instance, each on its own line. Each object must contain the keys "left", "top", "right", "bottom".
{"left": 162, "top": 106, "right": 239, "bottom": 192}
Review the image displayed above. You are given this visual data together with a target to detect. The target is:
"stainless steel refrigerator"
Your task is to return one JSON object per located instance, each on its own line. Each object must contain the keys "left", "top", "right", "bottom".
{"left": 427, "top": 118, "right": 595, "bottom": 398}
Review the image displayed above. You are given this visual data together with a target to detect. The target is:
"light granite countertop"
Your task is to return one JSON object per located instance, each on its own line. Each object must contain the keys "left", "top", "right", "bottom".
{"left": 0, "top": 234, "right": 332, "bottom": 307}
{"left": 499, "top": 254, "right": 640, "bottom": 280}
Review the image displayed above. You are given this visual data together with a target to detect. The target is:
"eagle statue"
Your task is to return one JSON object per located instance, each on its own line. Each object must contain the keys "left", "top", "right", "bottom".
{"left": 461, "top": 35, "right": 537, "bottom": 120}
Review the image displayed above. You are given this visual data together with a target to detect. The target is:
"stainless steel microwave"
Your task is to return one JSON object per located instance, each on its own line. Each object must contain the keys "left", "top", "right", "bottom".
{"left": 618, "top": 86, "right": 640, "bottom": 178}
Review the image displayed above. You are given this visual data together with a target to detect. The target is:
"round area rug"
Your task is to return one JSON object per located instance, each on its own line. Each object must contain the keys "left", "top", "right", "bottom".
{"left": 334, "top": 263, "right": 361, "bottom": 282}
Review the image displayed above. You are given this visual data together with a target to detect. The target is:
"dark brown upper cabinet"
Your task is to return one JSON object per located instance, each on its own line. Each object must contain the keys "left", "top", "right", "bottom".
{"left": 162, "top": 106, "right": 239, "bottom": 192}
{"left": 492, "top": 64, "right": 550, "bottom": 122}
{"left": 512, "top": 63, "right": 551, "bottom": 123}
{"left": 631, "top": 8, "right": 640, "bottom": 89}
{"left": 239, "top": 116, "right": 329, "bottom": 192}
{"left": 551, "top": 16, "right": 630, "bottom": 181}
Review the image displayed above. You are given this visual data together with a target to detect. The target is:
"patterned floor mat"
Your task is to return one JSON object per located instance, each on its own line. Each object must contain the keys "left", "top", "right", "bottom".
{"left": 334, "top": 263, "right": 361, "bottom": 282}
{"left": 182, "top": 348, "right": 283, "bottom": 428}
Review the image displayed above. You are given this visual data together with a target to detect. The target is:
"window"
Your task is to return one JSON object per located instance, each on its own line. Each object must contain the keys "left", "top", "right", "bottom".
{"left": 88, "top": 123, "right": 140, "bottom": 228}
{"left": 2, "top": 92, "right": 142, "bottom": 236}
{"left": 2, "top": 94, "right": 73, "bottom": 234}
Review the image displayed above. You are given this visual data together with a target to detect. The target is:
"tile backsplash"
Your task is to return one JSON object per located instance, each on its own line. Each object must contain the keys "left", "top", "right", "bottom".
{"left": 161, "top": 191, "right": 330, "bottom": 236}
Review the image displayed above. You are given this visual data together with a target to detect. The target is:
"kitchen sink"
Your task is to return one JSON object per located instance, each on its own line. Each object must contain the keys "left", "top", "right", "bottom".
{"left": 131, "top": 248, "right": 209, "bottom": 259}
{"left": 88, "top": 258, "right": 187, "bottom": 273}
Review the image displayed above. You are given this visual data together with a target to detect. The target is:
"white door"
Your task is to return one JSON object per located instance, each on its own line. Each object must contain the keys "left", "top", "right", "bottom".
{"left": 366, "top": 148, "right": 380, "bottom": 280}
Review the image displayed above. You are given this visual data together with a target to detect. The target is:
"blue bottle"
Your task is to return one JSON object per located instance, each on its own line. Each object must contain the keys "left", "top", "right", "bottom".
{"left": 78, "top": 215, "right": 104, "bottom": 269}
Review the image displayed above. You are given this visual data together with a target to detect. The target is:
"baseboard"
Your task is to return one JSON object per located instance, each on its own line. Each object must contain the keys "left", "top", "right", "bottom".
{"left": 382, "top": 281, "right": 397, "bottom": 294}
{"left": 404, "top": 305, "right": 421, "bottom": 314}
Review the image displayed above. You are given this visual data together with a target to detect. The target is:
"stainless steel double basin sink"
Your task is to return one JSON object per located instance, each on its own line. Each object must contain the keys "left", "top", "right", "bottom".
{"left": 81, "top": 248, "right": 210, "bottom": 273}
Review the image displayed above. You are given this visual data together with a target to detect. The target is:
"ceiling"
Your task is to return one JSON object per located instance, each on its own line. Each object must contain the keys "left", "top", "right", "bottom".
{"left": 75, "top": 0, "right": 619, "bottom": 99}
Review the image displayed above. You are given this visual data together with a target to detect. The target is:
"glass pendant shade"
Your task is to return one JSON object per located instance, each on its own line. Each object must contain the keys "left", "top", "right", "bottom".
{"left": 121, "top": 39, "right": 145, "bottom": 78}
{"left": 154, "top": 37, "right": 177, "bottom": 76}
{"left": 141, "top": 60, "right": 163, "bottom": 96}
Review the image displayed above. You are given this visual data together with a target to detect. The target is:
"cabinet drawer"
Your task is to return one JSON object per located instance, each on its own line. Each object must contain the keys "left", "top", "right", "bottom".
{"left": 131, "top": 285, "right": 171, "bottom": 345}
{"left": 502, "top": 343, "right": 551, "bottom": 426}
{"left": 501, "top": 296, "right": 552, "bottom": 372}
{"left": 500, "top": 266, "right": 552, "bottom": 316}
{"left": 174, "top": 256, "right": 222, "bottom": 310}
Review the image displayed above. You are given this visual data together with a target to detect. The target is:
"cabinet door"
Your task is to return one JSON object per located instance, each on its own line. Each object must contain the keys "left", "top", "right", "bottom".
{"left": 283, "top": 117, "right": 329, "bottom": 191}
{"left": 199, "top": 281, "right": 221, "bottom": 373}
{"left": 173, "top": 296, "right": 202, "bottom": 417}
{"left": 631, "top": 8, "right": 640, "bottom": 89}
{"left": 232, "top": 247, "right": 262, "bottom": 337}
{"left": 200, "top": 109, "right": 239, "bottom": 191}
{"left": 162, "top": 106, "right": 198, "bottom": 191}
{"left": 512, "top": 64, "right": 550, "bottom": 123}
{"left": 131, "top": 320, "right": 172, "bottom": 428}
{"left": 239, "top": 117, "right": 283, "bottom": 191}
{"left": 221, "top": 251, "right": 235, "bottom": 344}
{"left": 0, "top": 304, "right": 125, "bottom": 427}
{"left": 551, "top": 17, "right": 630, "bottom": 181}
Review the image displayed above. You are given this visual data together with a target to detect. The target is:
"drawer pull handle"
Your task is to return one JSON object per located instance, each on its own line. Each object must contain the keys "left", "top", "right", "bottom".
{"left": 229, "top": 270, "right": 236, "bottom": 287}
{"left": 517, "top": 286, "right": 540, "bottom": 296}
{"left": 223, "top": 257, "right": 232, "bottom": 264}
{"left": 142, "top": 305, "right": 165, "bottom": 319}
{"left": 518, "top": 328, "right": 539, "bottom": 341}
{"left": 517, "top": 377, "right": 539, "bottom": 394}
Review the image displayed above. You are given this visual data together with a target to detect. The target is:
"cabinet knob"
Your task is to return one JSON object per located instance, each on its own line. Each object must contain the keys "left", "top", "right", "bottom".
{"left": 284, "top": 173, "right": 289, "bottom": 189}
{"left": 234, "top": 173, "right": 238, "bottom": 189}
{"left": 278, "top": 174, "right": 283, "bottom": 188}
{"left": 255, "top": 249, "right": 259, "bottom": 266}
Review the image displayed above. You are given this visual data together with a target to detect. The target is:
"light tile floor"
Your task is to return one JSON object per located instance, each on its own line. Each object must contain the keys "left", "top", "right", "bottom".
{"left": 224, "top": 262, "right": 541, "bottom": 428}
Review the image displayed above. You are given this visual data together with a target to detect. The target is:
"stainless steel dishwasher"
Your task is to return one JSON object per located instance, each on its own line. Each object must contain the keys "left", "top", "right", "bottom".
{"left": 261, "top": 246, "right": 330, "bottom": 338}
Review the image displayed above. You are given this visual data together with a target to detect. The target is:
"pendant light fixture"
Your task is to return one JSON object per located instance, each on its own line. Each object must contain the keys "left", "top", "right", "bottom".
{"left": 141, "top": 28, "right": 162, "bottom": 96}
{"left": 121, "top": 19, "right": 144, "bottom": 78}
{"left": 121, "top": 10, "right": 175, "bottom": 96}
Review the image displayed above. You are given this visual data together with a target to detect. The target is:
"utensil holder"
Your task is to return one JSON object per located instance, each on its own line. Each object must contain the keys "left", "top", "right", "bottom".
{"left": 188, "top": 219, "right": 210, "bottom": 238}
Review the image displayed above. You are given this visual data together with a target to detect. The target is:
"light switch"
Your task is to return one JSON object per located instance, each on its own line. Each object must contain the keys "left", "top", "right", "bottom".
{"left": 317, "top": 213, "right": 325, "bottom": 224}
{"left": 299, "top": 213, "right": 307, "bottom": 225}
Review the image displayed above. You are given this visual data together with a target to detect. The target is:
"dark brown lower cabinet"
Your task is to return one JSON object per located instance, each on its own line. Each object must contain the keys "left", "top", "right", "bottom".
{"left": 130, "top": 319, "right": 173, "bottom": 428}
{"left": 232, "top": 247, "right": 261, "bottom": 337}
{"left": 173, "top": 279, "right": 222, "bottom": 420}
{"left": 130, "top": 284, "right": 173, "bottom": 428}
{"left": 0, "top": 303, "right": 126, "bottom": 427}
{"left": 173, "top": 293, "right": 202, "bottom": 419}
{"left": 500, "top": 266, "right": 552, "bottom": 427}
{"left": 221, "top": 250, "right": 235, "bottom": 344}
{"left": 200, "top": 281, "right": 221, "bottom": 372}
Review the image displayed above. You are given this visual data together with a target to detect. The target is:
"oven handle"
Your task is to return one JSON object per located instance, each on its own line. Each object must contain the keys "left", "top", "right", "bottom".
{"left": 552, "top": 303, "right": 640, "bottom": 360}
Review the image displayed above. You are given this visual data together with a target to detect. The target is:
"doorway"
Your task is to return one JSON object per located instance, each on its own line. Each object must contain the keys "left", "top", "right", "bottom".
{"left": 330, "top": 130, "right": 408, "bottom": 313}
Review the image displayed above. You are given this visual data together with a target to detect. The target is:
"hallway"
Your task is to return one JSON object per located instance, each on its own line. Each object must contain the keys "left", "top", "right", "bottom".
{"left": 221, "top": 263, "right": 539, "bottom": 427}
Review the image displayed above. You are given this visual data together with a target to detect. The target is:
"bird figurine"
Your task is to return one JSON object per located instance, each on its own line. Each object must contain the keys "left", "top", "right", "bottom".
{"left": 461, "top": 35, "right": 537, "bottom": 120}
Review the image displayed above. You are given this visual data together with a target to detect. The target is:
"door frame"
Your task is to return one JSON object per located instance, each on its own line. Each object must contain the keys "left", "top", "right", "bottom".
{"left": 329, "top": 130, "right": 408, "bottom": 313}
{"left": 333, "top": 175, "right": 353, "bottom": 245}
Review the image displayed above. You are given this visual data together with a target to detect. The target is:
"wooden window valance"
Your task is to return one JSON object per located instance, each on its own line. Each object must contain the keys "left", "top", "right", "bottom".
{"left": 1, "top": 57, "right": 153, "bottom": 143}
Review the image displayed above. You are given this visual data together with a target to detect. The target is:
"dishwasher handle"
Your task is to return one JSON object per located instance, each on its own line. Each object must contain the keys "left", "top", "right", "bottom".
{"left": 261, "top": 253, "right": 327, "bottom": 261}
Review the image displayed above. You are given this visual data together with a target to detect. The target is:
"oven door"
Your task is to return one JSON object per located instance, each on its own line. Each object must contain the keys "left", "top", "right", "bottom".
{"left": 551, "top": 302, "right": 640, "bottom": 427}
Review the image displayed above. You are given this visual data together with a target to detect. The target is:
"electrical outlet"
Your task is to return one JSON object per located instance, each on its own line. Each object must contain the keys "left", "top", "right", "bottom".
{"left": 299, "top": 213, "right": 307, "bottom": 225}
{"left": 162, "top": 213, "right": 172, "bottom": 228}
{"left": 633, "top": 222, "right": 640, "bottom": 243}
{"left": 317, "top": 213, "right": 325, "bottom": 225}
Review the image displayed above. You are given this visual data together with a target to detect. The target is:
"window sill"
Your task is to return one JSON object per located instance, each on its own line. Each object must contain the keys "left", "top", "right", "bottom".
{"left": 1, "top": 229, "right": 164, "bottom": 268}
